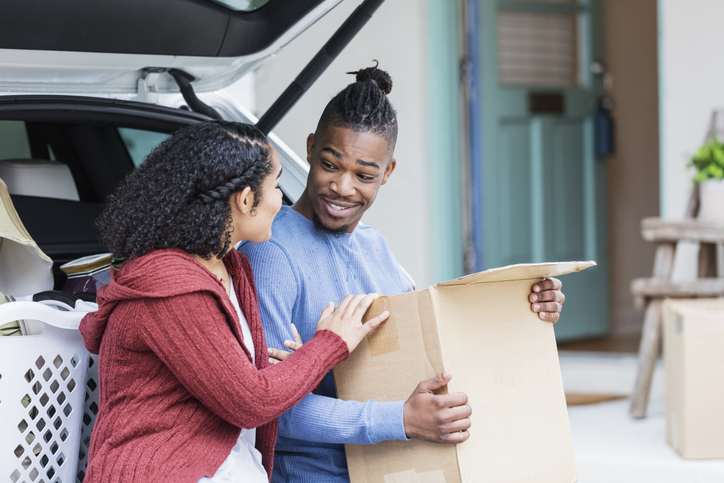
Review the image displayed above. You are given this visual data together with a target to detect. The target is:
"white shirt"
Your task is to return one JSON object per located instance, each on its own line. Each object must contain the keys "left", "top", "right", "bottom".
{"left": 199, "top": 276, "right": 267, "bottom": 483}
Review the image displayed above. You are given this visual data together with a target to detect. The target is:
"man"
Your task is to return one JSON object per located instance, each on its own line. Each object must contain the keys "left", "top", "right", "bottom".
{"left": 240, "top": 65, "right": 565, "bottom": 482}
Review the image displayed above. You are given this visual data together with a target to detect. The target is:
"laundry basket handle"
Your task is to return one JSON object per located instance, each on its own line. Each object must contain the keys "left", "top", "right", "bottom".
{"left": 0, "top": 301, "right": 93, "bottom": 330}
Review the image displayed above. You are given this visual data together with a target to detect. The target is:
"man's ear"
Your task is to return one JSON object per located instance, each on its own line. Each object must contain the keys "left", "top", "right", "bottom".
{"left": 232, "top": 186, "right": 254, "bottom": 214}
{"left": 305, "top": 133, "right": 315, "bottom": 166}
{"left": 381, "top": 158, "right": 397, "bottom": 185}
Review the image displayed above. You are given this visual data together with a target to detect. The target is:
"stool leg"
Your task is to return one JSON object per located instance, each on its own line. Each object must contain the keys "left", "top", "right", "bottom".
{"left": 630, "top": 299, "right": 662, "bottom": 419}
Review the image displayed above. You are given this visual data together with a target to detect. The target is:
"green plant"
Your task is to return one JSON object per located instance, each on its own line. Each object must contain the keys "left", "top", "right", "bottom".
{"left": 690, "top": 138, "right": 724, "bottom": 182}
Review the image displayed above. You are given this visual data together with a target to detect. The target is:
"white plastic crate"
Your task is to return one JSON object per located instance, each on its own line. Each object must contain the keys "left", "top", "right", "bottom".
{"left": 0, "top": 302, "right": 93, "bottom": 483}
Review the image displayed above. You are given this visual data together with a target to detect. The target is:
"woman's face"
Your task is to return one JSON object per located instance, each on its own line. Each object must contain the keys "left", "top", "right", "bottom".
{"left": 234, "top": 145, "right": 283, "bottom": 244}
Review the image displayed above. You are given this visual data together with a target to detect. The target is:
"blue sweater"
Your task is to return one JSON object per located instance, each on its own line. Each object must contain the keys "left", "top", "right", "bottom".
{"left": 240, "top": 206, "right": 413, "bottom": 482}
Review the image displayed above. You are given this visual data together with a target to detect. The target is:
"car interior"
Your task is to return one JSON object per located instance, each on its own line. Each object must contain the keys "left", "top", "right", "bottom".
{"left": 0, "top": 96, "right": 213, "bottom": 288}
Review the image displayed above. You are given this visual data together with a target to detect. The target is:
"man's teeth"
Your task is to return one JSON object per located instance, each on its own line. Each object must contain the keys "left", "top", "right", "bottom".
{"left": 329, "top": 203, "right": 350, "bottom": 211}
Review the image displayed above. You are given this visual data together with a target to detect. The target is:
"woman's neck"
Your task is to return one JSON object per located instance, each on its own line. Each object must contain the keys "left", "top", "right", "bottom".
{"left": 192, "top": 253, "right": 231, "bottom": 295}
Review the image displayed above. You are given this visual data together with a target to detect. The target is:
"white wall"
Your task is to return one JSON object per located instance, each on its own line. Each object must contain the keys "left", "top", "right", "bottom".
{"left": 658, "top": 0, "right": 724, "bottom": 218}
{"left": 252, "top": 0, "right": 431, "bottom": 287}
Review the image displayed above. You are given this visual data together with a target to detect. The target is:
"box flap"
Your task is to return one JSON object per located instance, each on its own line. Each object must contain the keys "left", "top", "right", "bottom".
{"left": 0, "top": 179, "right": 54, "bottom": 297}
{"left": 437, "top": 260, "right": 596, "bottom": 287}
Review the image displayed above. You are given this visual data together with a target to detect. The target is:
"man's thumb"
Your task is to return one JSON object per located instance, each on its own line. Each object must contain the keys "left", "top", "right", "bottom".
{"left": 420, "top": 370, "right": 452, "bottom": 393}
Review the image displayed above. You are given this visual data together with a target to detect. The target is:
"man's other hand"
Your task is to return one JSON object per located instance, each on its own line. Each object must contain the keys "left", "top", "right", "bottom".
{"left": 403, "top": 371, "right": 471, "bottom": 444}
{"left": 529, "top": 277, "right": 565, "bottom": 323}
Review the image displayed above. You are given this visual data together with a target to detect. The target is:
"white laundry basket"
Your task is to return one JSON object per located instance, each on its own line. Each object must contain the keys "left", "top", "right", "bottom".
{"left": 0, "top": 301, "right": 94, "bottom": 483}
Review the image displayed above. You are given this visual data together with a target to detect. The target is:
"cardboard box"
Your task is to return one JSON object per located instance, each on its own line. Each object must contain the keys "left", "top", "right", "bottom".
{"left": 663, "top": 299, "right": 724, "bottom": 460}
{"left": 334, "top": 261, "right": 594, "bottom": 483}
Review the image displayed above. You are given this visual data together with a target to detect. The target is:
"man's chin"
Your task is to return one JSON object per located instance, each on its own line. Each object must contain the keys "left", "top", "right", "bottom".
{"left": 313, "top": 212, "right": 350, "bottom": 236}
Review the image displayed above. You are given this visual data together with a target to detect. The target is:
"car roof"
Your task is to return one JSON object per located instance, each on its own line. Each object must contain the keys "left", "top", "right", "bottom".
{"left": 0, "top": 0, "right": 343, "bottom": 94}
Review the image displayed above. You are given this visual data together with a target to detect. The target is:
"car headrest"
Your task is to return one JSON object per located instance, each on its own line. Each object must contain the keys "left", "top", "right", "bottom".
{"left": 0, "top": 158, "right": 79, "bottom": 201}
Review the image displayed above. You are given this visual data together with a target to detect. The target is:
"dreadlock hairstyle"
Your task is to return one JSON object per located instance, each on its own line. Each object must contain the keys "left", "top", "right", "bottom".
{"left": 96, "top": 121, "right": 274, "bottom": 261}
{"left": 316, "top": 61, "right": 398, "bottom": 149}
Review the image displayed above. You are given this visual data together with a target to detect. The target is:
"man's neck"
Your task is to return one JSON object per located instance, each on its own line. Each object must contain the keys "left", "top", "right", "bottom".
{"left": 291, "top": 189, "right": 314, "bottom": 221}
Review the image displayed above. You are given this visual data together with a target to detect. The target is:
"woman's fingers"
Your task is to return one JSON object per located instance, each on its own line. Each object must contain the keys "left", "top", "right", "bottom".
{"left": 316, "top": 293, "right": 389, "bottom": 353}
{"left": 319, "top": 301, "right": 335, "bottom": 320}
{"left": 335, "top": 294, "right": 356, "bottom": 314}
{"left": 352, "top": 293, "right": 379, "bottom": 320}
{"left": 361, "top": 310, "right": 389, "bottom": 335}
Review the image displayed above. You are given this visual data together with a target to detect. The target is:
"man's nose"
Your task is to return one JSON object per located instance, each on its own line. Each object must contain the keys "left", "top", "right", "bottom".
{"left": 331, "top": 173, "right": 356, "bottom": 197}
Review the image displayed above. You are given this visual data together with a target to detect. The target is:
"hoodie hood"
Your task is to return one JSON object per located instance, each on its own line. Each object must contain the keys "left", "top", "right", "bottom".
{"left": 80, "top": 248, "right": 244, "bottom": 354}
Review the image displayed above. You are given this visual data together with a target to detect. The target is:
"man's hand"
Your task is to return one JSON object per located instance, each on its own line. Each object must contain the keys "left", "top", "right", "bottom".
{"left": 529, "top": 277, "right": 565, "bottom": 323}
{"left": 268, "top": 324, "right": 303, "bottom": 365}
{"left": 403, "top": 372, "right": 471, "bottom": 444}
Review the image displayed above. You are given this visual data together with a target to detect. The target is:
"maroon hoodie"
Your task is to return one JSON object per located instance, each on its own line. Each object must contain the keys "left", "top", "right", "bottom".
{"left": 80, "top": 249, "right": 348, "bottom": 483}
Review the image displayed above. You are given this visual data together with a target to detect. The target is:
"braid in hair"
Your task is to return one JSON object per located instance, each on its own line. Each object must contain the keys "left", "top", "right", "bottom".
{"left": 196, "top": 132, "right": 271, "bottom": 211}
{"left": 198, "top": 178, "right": 242, "bottom": 203}
{"left": 317, "top": 60, "right": 398, "bottom": 147}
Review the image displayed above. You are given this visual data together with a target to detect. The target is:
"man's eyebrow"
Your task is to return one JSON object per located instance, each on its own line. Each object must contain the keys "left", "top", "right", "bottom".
{"left": 321, "top": 147, "right": 343, "bottom": 159}
{"left": 321, "top": 146, "right": 379, "bottom": 169}
{"left": 356, "top": 159, "right": 380, "bottom": 169}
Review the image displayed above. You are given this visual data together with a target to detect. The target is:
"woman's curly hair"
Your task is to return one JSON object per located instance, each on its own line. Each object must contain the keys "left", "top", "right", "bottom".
{"left": 96, "top": 121, "right": 273, "bottom": 260}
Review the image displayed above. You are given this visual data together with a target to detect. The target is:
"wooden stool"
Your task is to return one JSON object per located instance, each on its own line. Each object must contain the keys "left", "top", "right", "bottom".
{"left": 629, "top": 217, "right": 724, "bottom": 418}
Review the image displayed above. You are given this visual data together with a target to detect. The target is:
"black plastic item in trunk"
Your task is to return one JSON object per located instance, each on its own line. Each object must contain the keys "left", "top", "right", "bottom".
{"left": 10, "top": 195, "right": 107, "bottom": 264}
{"left": 256, "top": 0, "right": 387, "bottom": 134}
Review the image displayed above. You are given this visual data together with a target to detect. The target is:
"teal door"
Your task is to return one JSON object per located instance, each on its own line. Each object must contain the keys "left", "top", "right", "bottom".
{"left": 477, "top": 0, "right": 608, "bottom": 340}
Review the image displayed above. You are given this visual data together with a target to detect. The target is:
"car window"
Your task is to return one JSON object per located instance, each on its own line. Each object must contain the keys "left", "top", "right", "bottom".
{"left": 118, "top": 128, "right": 170, "bottom": 167}
{"left": 0, "top": 121, "right": 32, "bottom": 159}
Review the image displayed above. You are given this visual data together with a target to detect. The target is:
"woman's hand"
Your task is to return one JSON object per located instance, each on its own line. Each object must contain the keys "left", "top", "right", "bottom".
{"left": 315, "top": 294, "right": 389, "bottom": 353}
{"left": 267, "top": 323, "right": 303, "bottom": 365}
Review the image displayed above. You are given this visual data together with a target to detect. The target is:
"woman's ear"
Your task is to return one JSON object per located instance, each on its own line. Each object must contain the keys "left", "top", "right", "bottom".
{"left": 232, "top": 186, "right": 254, "bottom": 215}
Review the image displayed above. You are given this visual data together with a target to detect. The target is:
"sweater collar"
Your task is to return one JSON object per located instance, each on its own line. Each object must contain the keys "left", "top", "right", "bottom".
{"left": 80, "top": 249, "right": 252, "bottom": 355}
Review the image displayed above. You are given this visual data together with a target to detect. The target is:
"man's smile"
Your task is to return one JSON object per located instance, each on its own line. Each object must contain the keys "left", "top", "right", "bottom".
{"left": 321, "top": 197, "right": 360, "bottom": 218}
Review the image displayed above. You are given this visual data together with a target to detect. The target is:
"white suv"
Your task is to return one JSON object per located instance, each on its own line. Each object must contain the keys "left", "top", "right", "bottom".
{"left": 0, "top": 0, "right": 383, "bottom": 289}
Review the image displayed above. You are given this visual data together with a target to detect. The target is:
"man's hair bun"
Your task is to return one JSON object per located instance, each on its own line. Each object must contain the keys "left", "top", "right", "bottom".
{"left": 347, "top": 60, "right": 393, "bottom": 95}
{"left": 317, "top": 61, "right": 398, "bottom": 147}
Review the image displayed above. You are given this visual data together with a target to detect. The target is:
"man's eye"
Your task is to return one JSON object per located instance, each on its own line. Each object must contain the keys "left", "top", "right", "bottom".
{"left": 358, "top": 174, "right": 374, "bottom": 181}
{"left": 322, "top": 161, "right": 336, "bottom": 170}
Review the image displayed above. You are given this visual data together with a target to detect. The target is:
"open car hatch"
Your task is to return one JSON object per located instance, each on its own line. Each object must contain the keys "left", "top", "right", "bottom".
{"left": 0, "top": 0, "right": 344, "bottom": 94}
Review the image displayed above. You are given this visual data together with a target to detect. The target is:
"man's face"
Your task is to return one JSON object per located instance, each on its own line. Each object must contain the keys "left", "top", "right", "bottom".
{"left": 301, "top": 125, "right": 396, "bottom": 234}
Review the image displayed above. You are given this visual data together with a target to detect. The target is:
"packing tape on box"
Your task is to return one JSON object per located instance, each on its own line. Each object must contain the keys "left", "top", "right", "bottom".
{"left": 383, "top": 469, "right": 446, "bottom": 483}
{"left": 365, "top": 297, "right": 400, "bottom": 357}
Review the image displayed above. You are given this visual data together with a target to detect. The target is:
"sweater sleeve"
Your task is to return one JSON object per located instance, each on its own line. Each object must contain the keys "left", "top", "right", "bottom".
{"left": 136, "top": 293, "right": 349, "bottom": 430}
{"left": 240, "top": 240, "right": 409, "bottom": 444}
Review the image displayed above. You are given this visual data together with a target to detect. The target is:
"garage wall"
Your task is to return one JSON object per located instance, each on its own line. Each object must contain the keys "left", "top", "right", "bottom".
{"left": 251, "top": 0, "right": 432, "bottom": 287}
{"left": 658, "top": 0, "right": 724, "bottom": 218}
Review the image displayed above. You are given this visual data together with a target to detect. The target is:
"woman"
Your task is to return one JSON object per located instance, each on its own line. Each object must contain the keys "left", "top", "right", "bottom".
{"left": 79, "top": 121, "right": 388, "bottom": 483}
